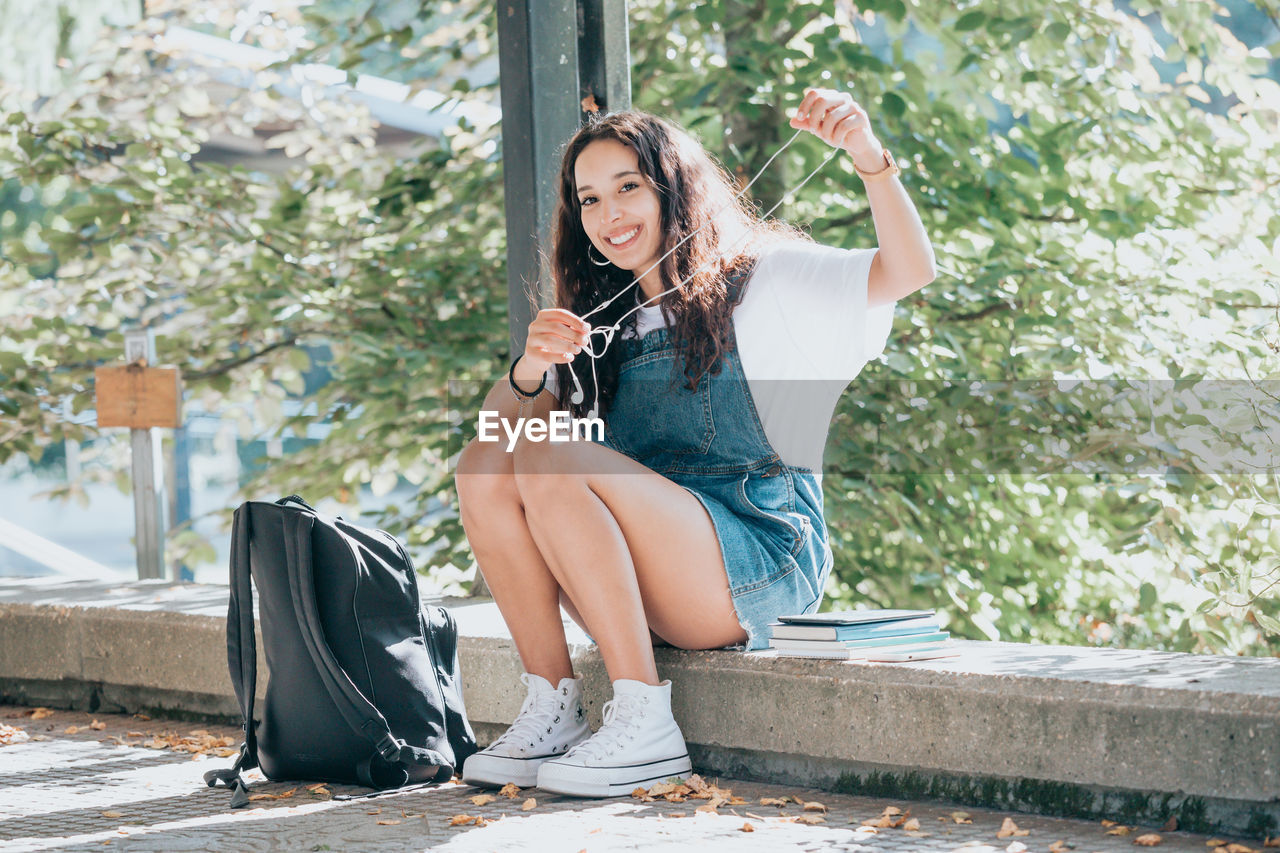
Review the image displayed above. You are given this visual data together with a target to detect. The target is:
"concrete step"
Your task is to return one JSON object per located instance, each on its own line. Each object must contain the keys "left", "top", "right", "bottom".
{"left": 1, "top": 578, "right": 1276, "bottom": 837}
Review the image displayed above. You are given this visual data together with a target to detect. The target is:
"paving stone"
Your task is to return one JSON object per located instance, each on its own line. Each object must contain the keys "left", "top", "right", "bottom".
{"left": 0, "top": 705, "right": 1270, "bottom": 852}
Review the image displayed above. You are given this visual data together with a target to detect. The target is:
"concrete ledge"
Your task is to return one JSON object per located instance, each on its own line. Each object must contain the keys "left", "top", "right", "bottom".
{"left": 1, "top": 578, "right": 1277, "bottom": 836}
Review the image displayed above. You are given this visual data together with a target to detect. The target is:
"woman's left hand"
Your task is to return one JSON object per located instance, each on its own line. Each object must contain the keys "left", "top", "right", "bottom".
{"left": 790, "top": 87, "right": 883, "bottom": 167}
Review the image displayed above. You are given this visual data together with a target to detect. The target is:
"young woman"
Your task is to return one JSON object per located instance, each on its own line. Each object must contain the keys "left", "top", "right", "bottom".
{"left": 454, "top": 88, "right": 935, "bottom": 797}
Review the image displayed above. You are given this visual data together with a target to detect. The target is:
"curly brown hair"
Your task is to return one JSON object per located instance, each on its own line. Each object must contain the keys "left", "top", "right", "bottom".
{"left": 548, "top": 111, "right": 805, "bottom": 420}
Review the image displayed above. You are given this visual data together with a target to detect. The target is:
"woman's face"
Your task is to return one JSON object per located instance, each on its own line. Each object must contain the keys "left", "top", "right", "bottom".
{"left": 574, "top": 138, "right": 664, "bottom": 282}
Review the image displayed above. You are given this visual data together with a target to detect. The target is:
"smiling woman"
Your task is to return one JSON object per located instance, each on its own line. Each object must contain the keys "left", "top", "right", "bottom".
{"left": 453, "top": 92, "right": 936, "bottom": 798}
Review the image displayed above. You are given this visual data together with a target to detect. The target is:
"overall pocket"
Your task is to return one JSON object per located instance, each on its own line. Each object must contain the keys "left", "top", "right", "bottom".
{"left": 605, "top": 350, "right": 715, "bottom": 461}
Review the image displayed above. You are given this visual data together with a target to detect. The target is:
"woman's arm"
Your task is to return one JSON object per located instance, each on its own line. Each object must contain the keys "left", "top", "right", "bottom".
{"left": 791, "top": 87, "right": 936, "bottom": 307}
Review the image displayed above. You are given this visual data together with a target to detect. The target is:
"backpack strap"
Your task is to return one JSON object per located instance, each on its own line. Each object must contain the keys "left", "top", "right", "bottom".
{"left": 280, "top": 509, "right": 454, "bottom": 789}
{"left": 203, "top": 502, "right": 259, "bottom": 807}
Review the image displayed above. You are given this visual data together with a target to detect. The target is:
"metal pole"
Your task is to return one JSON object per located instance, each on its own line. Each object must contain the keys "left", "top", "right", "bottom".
{"left": 578, "top": 0, "right": 631, "bottom": 117}
{"left": 124, "top": 329, "right": 166, "bottom": 581}
{"left": 497, "top": 0, "right": 581, "bottom": 355}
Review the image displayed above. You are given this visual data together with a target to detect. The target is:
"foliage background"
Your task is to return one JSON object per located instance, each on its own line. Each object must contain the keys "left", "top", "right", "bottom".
{"left": 1, "top": 0, "right": 1277, "bottom": 655}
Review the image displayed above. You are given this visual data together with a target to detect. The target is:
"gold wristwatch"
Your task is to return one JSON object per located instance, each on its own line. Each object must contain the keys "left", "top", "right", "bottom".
{"left": 853, "top": 148, "right": 900, "bottom": 183}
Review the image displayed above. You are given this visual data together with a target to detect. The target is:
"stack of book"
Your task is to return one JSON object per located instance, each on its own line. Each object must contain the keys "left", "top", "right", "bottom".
{"left": 767, "top": 609, "right": 956, "bottom": 661}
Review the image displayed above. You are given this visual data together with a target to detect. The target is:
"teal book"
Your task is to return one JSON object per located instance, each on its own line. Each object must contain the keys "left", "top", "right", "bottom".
{"left": 769, "top": 631, "right": 949, "bottom": 652}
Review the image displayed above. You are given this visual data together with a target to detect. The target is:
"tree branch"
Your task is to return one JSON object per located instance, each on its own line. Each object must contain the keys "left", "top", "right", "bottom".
{"left": 184, "top": 335, "right": 300, "bottom": 381}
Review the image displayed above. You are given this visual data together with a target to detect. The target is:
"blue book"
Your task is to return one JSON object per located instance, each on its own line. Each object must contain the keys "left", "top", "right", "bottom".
{"left": 769, "top": 614, "right": 939, "bottom": 642}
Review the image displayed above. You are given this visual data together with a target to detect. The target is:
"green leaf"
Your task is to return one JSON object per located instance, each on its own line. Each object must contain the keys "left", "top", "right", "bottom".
{"left": 881, "top": 91, "right": 906, "bottom": 118}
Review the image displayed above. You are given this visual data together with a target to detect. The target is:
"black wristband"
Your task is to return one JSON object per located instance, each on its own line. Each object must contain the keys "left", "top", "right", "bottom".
{"left": 508, "top": 355, "right": 547, "bottom": 400}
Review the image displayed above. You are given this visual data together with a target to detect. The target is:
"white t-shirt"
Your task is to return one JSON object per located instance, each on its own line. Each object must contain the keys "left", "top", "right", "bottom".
{"left": 546, "top": 240, "right": 896, "bottom": 471}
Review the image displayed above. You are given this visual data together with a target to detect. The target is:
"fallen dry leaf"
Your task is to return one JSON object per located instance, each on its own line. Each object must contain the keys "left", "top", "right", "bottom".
{"left": 1102, "top": 819, "right": 1118, "bottom": 827}
{"left": 951, "top": 811, "right": 973, "bottom": 824}
{"left": 64, "top": 725, "right": 81, "bottom": 734}
{"left": 473, "top": 816, "right": 488, "bottom": 827}
{"left": 882, "top": 806, "right": 903, "bottom": 816}
{"left": 803, "top": 801, "right": 828, "bottom": 813}
{"left": 695, "top": 803, "right": 720, "bottom": 815}
{"left": 998, "top": 817, "right": 1030, "bottom": 838}
{"left": 665, "top": 813, "right": 686, "bottom": 819}
{"left": 741, "top": 823, "right": 755, "bottom": 832}
{"left": 1265, "top": 838, "right": 1280, "bottom": 848}
{"left": 90, "top": 720, "right": 106, "bottom": 731}
{"left": 498, "top": 783, "right": 520, "bottom": 799}
{"left": 522, "top": 798, "right": 536, "bottom": 811}
{"left": 1220, "top": 845, "right": 1261, "bottom": 853}
{"left": 377, "top": 820, "right": 402, "bottom": 826}
{"left": 905, "top": 830, "right": 932, "bottom": 838}
{"left": 1108, "top": 825, "right": 1134, "bottom": 836}
{"left": 0, "top": 724, "right": 29, "bottom": 745}
{"left": 794, "top": 814, "right": 826, "bottom": 825}
{"left": 30, "top": 708, "right": 54, "bottom": 720}
{"left": 468, "top": 794, "right": 495, "bottom": 807}
{"left": 449, "top": 814, "right": 474, "bottom": 826}
{"left": 1134, "top": 834, "right": 1163, "bottom": 846}
{"left": 759, "top": 797, "right": 788, "bottom": 807}
{"left": 904, "top": 818, "right": 921, "bottom": 831}
{"left": 1049, "top": 841, "right": 1074, "bottom": 853}
{"left": 401, "top": 811, "right": 424, "bottom": 819}
{"left": 133, "top": 714, "right": 151, "bottom": 721}
{"left": 1207, "top": 842, "right": 1230, "bottom": 848}
{"left": 101, "top": 811, "right": 122, "bottom": 818}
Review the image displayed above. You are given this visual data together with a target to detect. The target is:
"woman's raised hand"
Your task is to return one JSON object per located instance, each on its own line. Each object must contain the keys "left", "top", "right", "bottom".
{"left": 525, "top": 308, "right": 592, "bottom": 368}
{"left": 790, "top": 87, "right": 882, "bottom": 162}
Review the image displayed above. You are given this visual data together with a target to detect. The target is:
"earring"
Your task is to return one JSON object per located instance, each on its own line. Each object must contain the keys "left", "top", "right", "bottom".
{"left": 587, "top": 245, "right": 612, "bottom": 267}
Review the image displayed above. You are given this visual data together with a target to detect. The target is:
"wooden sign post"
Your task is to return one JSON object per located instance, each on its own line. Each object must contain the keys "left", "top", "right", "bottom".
{"left": 94, "top": 330, "right": 181, "bottom": 581}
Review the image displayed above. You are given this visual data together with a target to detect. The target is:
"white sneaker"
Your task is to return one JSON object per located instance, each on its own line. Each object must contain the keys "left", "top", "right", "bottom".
{"left": 536, "top": 678, "right": 692, "bottom": 797}
{"left": 462, "top": 672, "right": 591, "bottom": 788}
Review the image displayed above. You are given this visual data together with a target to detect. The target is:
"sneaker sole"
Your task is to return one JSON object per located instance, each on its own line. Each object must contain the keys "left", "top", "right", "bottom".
{"left": 462, "top": 753, "right": 555, "bottom": 789}
{"left": 536, "top": 754, "right": 693, "bottom": 798}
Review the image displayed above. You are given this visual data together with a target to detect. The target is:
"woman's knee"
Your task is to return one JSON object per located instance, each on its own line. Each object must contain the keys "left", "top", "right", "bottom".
{"left": 456, "top": 438, "right": 518, "bottom": 523}
{"left": 511, "top": 437, "right": 580, "bottom": 503}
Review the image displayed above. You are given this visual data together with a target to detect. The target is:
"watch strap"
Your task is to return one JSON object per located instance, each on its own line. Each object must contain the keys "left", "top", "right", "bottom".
{"left": 854, "top": 148, "right": 900, "bottom": 183}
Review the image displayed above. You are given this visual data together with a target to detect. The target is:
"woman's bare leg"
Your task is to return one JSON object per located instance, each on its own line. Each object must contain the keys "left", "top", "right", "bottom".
{"left": 513, "top": 436, "right": 747, "bottom": 686}
{"left": 455, "top": 436, "right": 574, "bottom": 684}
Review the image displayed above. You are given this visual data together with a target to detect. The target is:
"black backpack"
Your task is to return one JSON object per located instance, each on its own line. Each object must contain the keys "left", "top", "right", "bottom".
{"left": 205, "top": 495, "right": 477, "bottom": 807}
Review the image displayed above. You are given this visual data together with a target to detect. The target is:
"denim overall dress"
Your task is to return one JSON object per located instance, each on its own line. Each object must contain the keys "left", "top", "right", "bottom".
{"left": 599, "top": 323, "right": 833, "bottom": 650}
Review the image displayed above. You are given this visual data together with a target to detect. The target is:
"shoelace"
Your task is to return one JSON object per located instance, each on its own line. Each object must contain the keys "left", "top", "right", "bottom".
{"left": 491, "top": 673, "right": 563, "bottom": 752}
{"left": 561, "top": 692, "right": 647, "bottom": 762}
